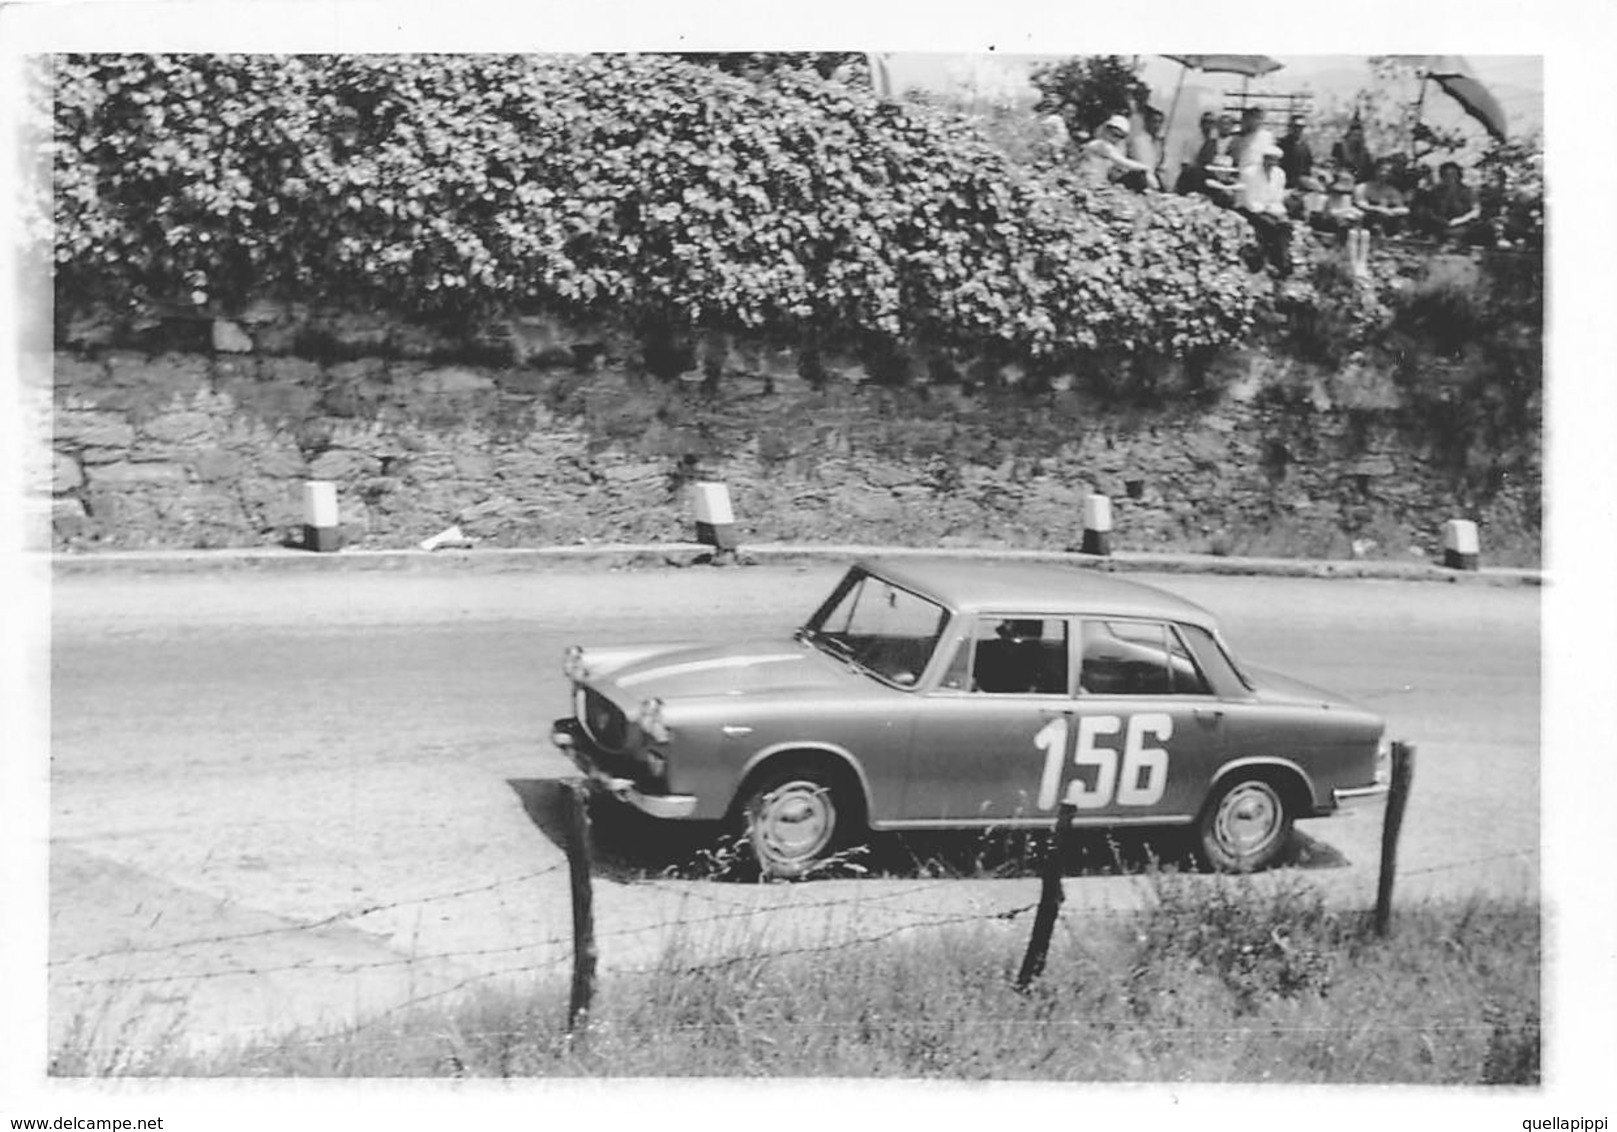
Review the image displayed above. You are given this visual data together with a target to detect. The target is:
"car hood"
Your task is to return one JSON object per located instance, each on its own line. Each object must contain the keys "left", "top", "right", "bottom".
{"left": 601, "top": 638, "right": 859, "bottom": 700}
{"left": 1243, "top": 664, "right": 1369, "bottom": 713}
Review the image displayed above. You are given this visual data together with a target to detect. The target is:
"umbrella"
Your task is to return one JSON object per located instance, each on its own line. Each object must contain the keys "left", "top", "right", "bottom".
{"left": 1162, "top": 55, "right": 1284, "bottom": 79}
{"left": 1392, "top": 54, "right": 1508, "bottom": 143}
{"left": 1159, "top": 56, "right": 1286, "bottom": 179}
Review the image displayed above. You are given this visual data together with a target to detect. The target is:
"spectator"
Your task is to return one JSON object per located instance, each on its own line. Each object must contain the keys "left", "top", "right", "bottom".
{"left": 1354, "top": 157, "right": 1411, "bottom": 236}
{"left": 1123, "top": 105, "right": 1166, "bottom": 191}
{"left": 1174, "top": 110, "right": 1222, "bottom": 195}
{"left": 1234, "top": 141, "right": 1293, "bottom": 276}
{"left": 1289, "top": 173, "right": 1326, "bottom": 222}
{"left": 1331, "top": 115, "right": 1374, "bottom": 184}
{"left": 1413, "top": 160, "right": 1483, "bottom": 243}
{"left": 1201, "top": 152, "right": 1239, "bottom": 206}
{"left": 1075, "top": 114, "right": 1155, "bottom": 189}
{"left": 1228, "top": 106, "right": 1277, "bottom": 172}
{"left": 1279, "top": 113, "right": 1313, "bottom": 186}
{"left": 1314, "top": 166, "right": 1370, "bottom": 277}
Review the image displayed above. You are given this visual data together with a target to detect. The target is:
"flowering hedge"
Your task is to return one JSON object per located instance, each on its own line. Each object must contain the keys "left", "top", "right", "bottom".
{"left": 44, "top": 54, "right": 1259, "bottom": 366}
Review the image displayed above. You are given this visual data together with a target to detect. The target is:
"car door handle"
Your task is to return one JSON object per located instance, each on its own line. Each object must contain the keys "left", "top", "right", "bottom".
{"left": 1194, "top": 708, "right": 1224, "bottom": 725}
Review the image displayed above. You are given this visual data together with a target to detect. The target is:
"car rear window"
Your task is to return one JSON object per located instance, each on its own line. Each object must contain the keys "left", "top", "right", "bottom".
{"left": 1080, "top": 620, "right": 1212, "bottom": 696}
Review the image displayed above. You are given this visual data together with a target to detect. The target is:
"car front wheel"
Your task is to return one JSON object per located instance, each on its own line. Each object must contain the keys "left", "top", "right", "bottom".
{"left": 742, "top": 766, "right": 844, "bottom": 880}
{"left": 1198, "top": 776, "right": 1292, "bottom": 873}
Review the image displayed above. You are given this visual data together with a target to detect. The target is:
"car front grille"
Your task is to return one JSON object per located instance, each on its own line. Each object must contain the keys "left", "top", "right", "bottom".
{"left": 579, "top": 686, "right": 629, "bottom": 753}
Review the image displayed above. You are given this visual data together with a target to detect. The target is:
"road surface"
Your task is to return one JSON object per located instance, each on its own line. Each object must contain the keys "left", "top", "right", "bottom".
{"left": 44, "top": 563, "right": 1540, "bottom": 1056}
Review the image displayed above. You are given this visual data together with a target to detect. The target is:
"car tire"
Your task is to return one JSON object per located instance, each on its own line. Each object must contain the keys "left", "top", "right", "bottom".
{"left": 1197, "top": 775, "right": 1292, "bottom": 873}
{"left": 741, "top": 765, "right": 845, "bottom": 880}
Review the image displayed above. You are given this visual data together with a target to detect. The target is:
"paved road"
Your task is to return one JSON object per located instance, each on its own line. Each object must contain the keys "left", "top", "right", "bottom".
{"left": 45, "top": 564, "right": 1540, "bottom": 1054}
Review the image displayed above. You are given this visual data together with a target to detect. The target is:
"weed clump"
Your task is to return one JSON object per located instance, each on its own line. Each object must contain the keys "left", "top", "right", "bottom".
{"left": 1128, "top": 872, "right": 1343, "bottom": 1017}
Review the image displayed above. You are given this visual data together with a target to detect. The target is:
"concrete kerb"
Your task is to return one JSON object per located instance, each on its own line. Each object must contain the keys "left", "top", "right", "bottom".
{"left": 44, "top": 542, "right": 1544, "bottom": 586}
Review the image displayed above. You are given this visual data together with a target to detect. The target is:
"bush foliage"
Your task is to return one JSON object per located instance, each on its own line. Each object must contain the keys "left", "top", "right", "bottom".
{"left": 44, "top": 53, "right": 1259, "bottom": 367}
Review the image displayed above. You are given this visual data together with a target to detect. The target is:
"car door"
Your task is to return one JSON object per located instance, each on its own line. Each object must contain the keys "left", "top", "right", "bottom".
{"left": 899, "top": 614, "right": 1078, "bottom": 824}
{"left": 1063, "top": 617, "right": 1227, "bottom": 822}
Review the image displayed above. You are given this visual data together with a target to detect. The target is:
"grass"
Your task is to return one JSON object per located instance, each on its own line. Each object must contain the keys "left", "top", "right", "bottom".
{"left": 55, "top": 870, "right": 1540, "bottom": 1083}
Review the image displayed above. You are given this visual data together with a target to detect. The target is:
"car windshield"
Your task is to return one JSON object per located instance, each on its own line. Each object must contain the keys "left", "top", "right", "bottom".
{"left": 800, "top": 571, "right": 949, "bottom": 687}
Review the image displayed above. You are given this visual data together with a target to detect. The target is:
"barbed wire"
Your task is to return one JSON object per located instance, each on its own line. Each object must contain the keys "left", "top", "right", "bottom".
{"left": 52, "top": 932, "right": 577, "bottom": 989}
{"left": 50, "top": 861, "right": 570, "bottom": 968}
{"left": 610, "top": 901, "right": 1041, "bottom": 977}
{"left": 49, "top": 846, "right": 1538, "bottom": 999}
{"left": 1400, "top": 846, "right": 1539, "bottom": 878}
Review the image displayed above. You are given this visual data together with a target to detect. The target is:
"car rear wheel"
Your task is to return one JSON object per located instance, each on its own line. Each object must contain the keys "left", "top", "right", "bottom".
{"left": 742, "top": 766, "right": 844, "bottom": 880}
{"left": 1197, "top": 776, "right": 1292, "bottom": 873}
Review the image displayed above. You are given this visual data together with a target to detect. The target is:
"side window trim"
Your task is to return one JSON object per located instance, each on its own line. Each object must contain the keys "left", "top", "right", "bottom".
{"left": 942, "top": 612, "right": 1074, "bottom": 697}
{"left": 1077, "top": 616, "right": 1217, "bottom": 698}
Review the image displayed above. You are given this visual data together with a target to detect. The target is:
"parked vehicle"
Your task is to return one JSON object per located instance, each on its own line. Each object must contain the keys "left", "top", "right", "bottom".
{"left": 553, "top": 558, "right": 1390, "bottom": 878}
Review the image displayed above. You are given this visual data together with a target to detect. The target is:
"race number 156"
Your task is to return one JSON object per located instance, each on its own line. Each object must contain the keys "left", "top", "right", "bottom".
{"left": 1034, "top": 713, "right": 1172, "bottom": 810}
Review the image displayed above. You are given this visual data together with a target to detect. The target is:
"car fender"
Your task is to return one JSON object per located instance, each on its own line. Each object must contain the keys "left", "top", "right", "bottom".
{"left": 731, "top": 740, "right": 875, "bottom": 819}
{"left": 1207, "top": 755, "right": 1320, "bottom": 813}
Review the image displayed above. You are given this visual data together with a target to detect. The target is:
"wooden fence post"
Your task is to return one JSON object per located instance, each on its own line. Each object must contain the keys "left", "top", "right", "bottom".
{"left": 566, "top": 780, "right": 598, "bottom": 1031}
{"left": 1374, "top": 742, "right": 1416, "bottom": 937}
{"left": 1016, "top": 801, "right": 1075, "bottom": 992}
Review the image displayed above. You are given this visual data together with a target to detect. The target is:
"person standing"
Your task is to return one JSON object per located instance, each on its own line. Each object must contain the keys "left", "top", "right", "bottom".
{"left": 1175, "top": 111, "right": 1222, "bottom": 194}
{"left": 1124, "top": 105, "right": 1166, "bottom": 191}
{"left": 1279, "top": 113, "right": 1314, "bottom": 186}
{"left": 1331, "top": 114, "right": 1374, "bottom": 184}
{"left": 1229, "top": 106, "right": 1276, "bottom": 173}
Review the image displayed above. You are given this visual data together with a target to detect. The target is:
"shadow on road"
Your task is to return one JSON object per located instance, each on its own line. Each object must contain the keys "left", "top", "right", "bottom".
{"left": 508, "top": 776, "right": 1350, "bottom": 884}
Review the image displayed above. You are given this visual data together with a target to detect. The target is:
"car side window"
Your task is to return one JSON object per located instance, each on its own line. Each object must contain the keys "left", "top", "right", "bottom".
{"left": 1080, "top": 620, "right": 1211, "bottom": 696}
{"left": 964, "top": 617, "right": 1069, "bottom": 695}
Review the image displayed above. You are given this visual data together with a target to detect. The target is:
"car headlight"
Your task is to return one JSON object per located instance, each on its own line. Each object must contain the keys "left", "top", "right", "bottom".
{"left": 1374, "top": 739, "right": 1393, "bottom": 787}
{"left": 563, "top": 645, "right": 589, "bottom": 682}
{"left": 635, "top": 697, "right": 671, "bottom": 744}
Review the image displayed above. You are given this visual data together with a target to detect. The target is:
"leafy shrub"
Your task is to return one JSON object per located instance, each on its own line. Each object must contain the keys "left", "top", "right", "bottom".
{"left": 43, "top": 53, "right": 1259, "bottom": 371}
{"left": 1029, "top": 55, "right": 1151, "bottom": 135}
{"left": 1129, "top": 872, "right": 1345, "bottom": 1015}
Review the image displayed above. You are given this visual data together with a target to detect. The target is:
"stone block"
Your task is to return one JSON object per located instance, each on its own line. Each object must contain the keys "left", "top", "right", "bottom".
{"left": 54, "top": 354, "right": 109, "bottom": 390}
{"left": 323, "top": 311, "right": 391, "bottom": 352}
{"left": 262, "top": 356, "right": 323, "bottom": 386}
{"left": 453, "top": 452, "right": 495, "bottom": 479}
{"left": 599, "top": 460, "right": 666, "bottom": 485}
{"left": 417, "top": 367, "right": 496, "bottom": 396}
{"left": 392, "top": 323, "right": 456, "bottom": 359}
{"left": 1348, "top": 455, "right": 1397, "bottom": 478}
{"left": 161, "top": 485, "right": 246, "bottom": 527}
{"left": 53, "top": 452, "right": 84, "bottom": 493}
{"left": 52, "top": 496, "right": 89, "bottom": 532}
{"left": 118, "top": 351, "right": 211, "bottom": 396}
{"left": 141, "top": 411, "right": 216, "bottom": 444}
{"left": 309, "top": 448, "right": 379, "bottom": 481}
{"left": 256, "top": 447, "right": 308, "bottom": 479}
{"left": 62, "top": 307, "right": 119, "bottom": 349}
{"left": 55, "top": 412, "right": 135, "bottom": 450}
{"left": 192, "top": 447, "right": 242, "bottom": 482}
{"left": 212, "top": 319, "right": 255, "bottom": 353}
{"left": 89, "top": 461, "right": 189, "bottom": 488}
{"left": 251, "top": 324, "right": 302, "bottom": 356}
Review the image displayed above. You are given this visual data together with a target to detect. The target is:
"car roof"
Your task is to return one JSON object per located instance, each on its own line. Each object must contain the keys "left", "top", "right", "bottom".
{"left": 857, "top": 556, "right": 1219, "bottom": 629}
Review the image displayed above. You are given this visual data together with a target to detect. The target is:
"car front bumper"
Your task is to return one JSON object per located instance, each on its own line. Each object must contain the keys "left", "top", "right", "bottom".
{"left": 551, "top": 717, "right": 698, "bottom": 820}
{"left": 1331, "top": 781, "right": 1390, "bottom": 812}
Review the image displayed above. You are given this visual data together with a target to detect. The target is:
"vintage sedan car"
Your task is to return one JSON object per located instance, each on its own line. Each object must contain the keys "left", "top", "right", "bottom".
{"left": 552, "top": 558, "right": 1390, "bottom": 878}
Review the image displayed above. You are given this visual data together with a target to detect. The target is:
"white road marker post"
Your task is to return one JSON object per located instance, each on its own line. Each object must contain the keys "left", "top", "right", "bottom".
{"left": 1441, "top": 519, "right": 1480, "bottom": 571}
{"left": 301, "top": 480, "right": 341, "bottom": 553}
{"left": 690, "top": 481, "right": 739, "bottom": 561}
{"left": 1080, "top": 493, "right": 1113, "bottom": 556}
